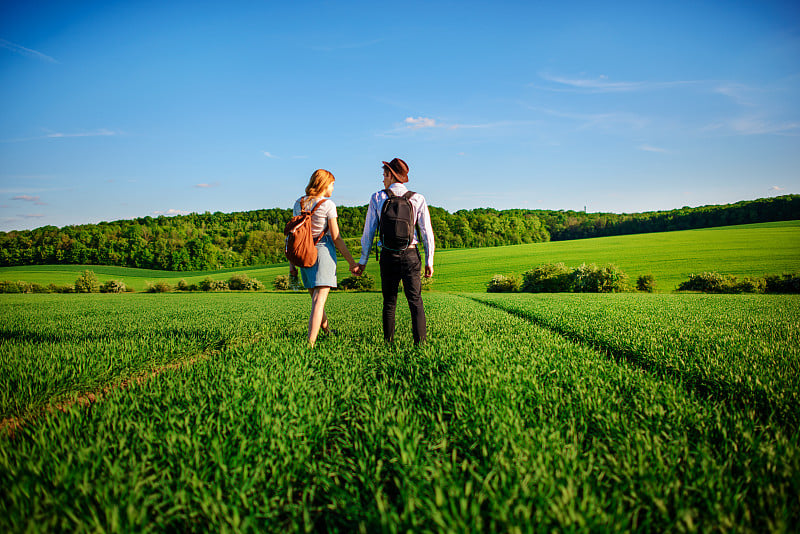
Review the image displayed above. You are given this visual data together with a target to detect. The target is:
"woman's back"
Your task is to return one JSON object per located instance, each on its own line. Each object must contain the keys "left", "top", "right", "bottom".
{"left": 294, "top": 196, "right": 337, "bottom": 239}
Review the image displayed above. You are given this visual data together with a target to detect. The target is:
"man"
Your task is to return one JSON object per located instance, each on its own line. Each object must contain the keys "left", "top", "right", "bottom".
{"left": 356, "top": 158, "right": 435, "bottom": 344}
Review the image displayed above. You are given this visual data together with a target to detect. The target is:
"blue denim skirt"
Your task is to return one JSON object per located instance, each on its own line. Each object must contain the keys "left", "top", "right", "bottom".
{"left": 300, "top": 235, "right": 338, "bottom": 288}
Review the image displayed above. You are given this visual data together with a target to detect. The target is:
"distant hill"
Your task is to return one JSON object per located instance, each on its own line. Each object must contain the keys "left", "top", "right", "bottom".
{"left": 0, "top": 195, "right": 797, "bottom": 272}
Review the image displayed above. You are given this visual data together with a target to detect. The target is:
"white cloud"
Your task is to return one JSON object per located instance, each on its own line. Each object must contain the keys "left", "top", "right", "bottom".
{"left": 405, "top": 117, "right": 438, "bottom": 129}
{"left": 263, "top": 151, "right": 278, "bottom": 158}
{"left": 45, "top": 129, "right": 117, "bottom": 138}
{"left": 0, "top": 38, "right": 58, "bottom": 63}
{"left": 537, "top": 73, "right": 698, "bottom": 93}
{"left": 194, "top": 182, "right": 220, "bottom": 188}
{"left": 770, "top": 186, "right": 785, "bottom": 192}
{"left": 638, "top": 144, "right": 669, "bottom": 153}
{"left": 1, "top": 129, "right": 120, "bottom": 142}
{"left": 12, "top": 195, "right": 40, "bottom": 202}
{"left": 704, "top": 117, "right": 800, "bottom": 136}
{"left": 153, "top": 209, "right": 190, "bottom": 216}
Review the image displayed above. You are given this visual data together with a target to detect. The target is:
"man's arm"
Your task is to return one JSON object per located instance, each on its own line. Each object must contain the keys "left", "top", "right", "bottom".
{"left": 357, "top": 194, "right": 379, "bottom": 272}
{"left": 416, "top": 196, "right": 435, "bottom": 277}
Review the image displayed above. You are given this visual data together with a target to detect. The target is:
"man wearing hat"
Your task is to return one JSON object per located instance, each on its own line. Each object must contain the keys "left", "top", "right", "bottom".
{"left": 356, "top": 158, "right": 435, "bottom": 344}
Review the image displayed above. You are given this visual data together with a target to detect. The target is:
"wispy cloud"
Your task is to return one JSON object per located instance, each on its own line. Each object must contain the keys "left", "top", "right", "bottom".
{"left": 12, "top": 195, "right": 40, "bottom": 202}
{"left": 21, "top": 213, "right": 45, "bottom": 218}
{"left": 1, "top": 129, "right": 120, "bottom": 143}
{"left": 536, "top": 73, "right": 699, "bottom": 93}
{"left": 386, "top": 116, "right": 539, "bottom": 136}
{"left": 0, "top": 38, "right": 58, "bottom": 63}
{"left": 194, "top": 182, "right": 220, "bottom": 189}
{"left": 263, "top": 151, "right": 278, "bottom": 158}
{"left": 153, "top": 209, "right": 190, "bottom": 216}
{"left": 638, "top": 144, "right": 669, "bottom": 153}
{"left": 704, "top": 117, "right": 800, "bottom": 136}
{"left": 770, "top": 186, "right": 785, "bottom": 192}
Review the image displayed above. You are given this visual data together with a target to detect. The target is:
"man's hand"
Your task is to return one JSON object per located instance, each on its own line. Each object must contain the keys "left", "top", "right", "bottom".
{"left": 424, "top": 265, "right": 434, "bottom": 278}
{"left": 355, "top": 263, "right": 367, "bottom": 276}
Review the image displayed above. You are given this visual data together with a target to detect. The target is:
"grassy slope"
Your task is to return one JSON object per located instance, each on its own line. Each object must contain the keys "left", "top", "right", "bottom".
{"left": 1, "top": 220, "right": 798, "bottom": 292}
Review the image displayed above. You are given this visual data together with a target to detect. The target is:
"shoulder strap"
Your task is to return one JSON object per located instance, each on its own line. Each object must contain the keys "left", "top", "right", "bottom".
{"left": 309, "top": 198, "right": 327, "bottom": 214}
{"left": 384, "top": 188, "right": 396, "bottom": 198}
{"left": 402, "top": 191, "right": 415, "bottom": 200}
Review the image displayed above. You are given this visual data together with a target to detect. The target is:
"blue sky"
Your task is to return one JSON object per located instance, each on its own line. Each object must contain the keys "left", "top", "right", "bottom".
{"left": 1, "top": 0, "right": 798, "bottom": 232}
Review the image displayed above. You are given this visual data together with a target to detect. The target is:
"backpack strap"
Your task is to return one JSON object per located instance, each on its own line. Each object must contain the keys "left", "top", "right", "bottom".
{"left": 309, "top": 198, "right": 328, "bottom": 244}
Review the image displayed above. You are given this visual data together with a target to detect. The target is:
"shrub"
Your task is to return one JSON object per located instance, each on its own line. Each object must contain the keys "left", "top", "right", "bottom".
{"left": 522, "top": 262, "right": 572, "bottom": 293}
{"left": 100, "top": 280, "right": 127, "bottom": 293}
{"left": 145, "top": 280, "right": 172, "bottom": 293}
{"left": 637, "top": 274, "right": 656, "bottom": 293}
{"left": 765, "top": 273, "right": 800, "bottom": 294}
{"left": 339, "top": 272, "right": 375, "bottom": 291}
{"left": 595, "top": 264, "right": 629, "bottom": 293}
{"left": 199, "top": 277, "right": 229, "bottom": 291}
{"left": 48, "top": 283, "right": 73, "bottom": 294}
{"left": 176, "top": 279, "right": 190, "bottom": 291}
{"left": 28, "top": 283, "right": 49, "bottom": 294}
{"left": 273, "top": 275, "right": 290, "bottom": 291}
{"left": 0, "top": 281, "right": 22, "bottom": 293}
{"left": 421, "top": 275, "right": 434, "bottom": 292}
{"left": 74, "top": 270, "right": 100, "bottom": 293}
{"left": 678, "top": 272, "right": 764, "bottom": 294}
{"left": 228, "top": 273, "right": 264, "bottom": 291}
{"left": 487, "top": 274, "right": 521, "bottom": 293}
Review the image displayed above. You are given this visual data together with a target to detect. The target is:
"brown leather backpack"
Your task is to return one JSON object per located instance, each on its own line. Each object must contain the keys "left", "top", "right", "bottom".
{"left": 284, "top": 198, "right": 327, "bottom": 268}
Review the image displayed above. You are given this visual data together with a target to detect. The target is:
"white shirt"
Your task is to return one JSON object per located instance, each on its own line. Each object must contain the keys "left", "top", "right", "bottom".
{"left": 359, "top": 183, "right": 435, "bottom": 267}
{"left": 293, "top": 196, "right": 338, "bottom": 239}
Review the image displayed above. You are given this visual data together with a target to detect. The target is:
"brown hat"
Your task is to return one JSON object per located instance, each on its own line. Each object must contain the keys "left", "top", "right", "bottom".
{"left": 382, "top": 158, "right": 409, "bottom": 183}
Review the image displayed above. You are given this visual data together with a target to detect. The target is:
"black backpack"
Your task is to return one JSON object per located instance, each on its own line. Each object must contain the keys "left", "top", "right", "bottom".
{"left": 379, "top": 189, "right": 416, "bottom": 252}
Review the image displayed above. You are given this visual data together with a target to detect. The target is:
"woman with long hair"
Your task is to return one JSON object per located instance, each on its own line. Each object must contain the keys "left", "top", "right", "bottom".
{"left": 290, "top": 169, "right": 358, "bottom": 346}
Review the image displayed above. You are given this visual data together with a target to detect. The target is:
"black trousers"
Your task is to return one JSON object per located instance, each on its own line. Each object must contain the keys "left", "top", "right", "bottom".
{"left": 379, "top": 247, "right": 427, "bottom": 344}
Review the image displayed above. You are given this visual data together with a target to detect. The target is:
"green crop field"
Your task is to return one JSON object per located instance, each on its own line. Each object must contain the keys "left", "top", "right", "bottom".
{"left": 1, "top": 292, "right": 798, "bottom": 532}
{"left": 1, "top": 220, "right": 799, "bottom": 292}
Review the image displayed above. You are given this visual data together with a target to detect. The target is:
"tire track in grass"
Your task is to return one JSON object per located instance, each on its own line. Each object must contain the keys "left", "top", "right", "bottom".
{"left": 465, "top": 295, "right": 797, "bottom": 432}
{"left": 0, "top": 332, "right": 256, "bottom": 439}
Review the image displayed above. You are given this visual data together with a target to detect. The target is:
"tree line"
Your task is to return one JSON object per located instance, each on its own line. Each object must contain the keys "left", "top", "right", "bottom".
{"left": 0, "top": 195, "right": 797, "bottom": 271}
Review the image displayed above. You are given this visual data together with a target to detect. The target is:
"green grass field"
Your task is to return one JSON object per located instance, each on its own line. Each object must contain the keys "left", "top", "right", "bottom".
{"left": 1, "top": 220, "right": 799, "bottom": 292}
{"left": 2, "top": 222, "right": 799, "bottom": 531}
{"left": 1, "top": 293, "right": 798, "bottom": 531}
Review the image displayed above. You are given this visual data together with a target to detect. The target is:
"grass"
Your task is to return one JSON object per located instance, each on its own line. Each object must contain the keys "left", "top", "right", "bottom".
{"left": 1, "top": 220, "right": 799, "bottom": 292}
{"left": 1, "top": 292, "right": 798, "bottom": 531}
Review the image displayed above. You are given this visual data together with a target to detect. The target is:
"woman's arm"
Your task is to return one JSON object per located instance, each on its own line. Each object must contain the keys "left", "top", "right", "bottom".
{"left": 328, "top": 217, "right": 358, "bottom": 270}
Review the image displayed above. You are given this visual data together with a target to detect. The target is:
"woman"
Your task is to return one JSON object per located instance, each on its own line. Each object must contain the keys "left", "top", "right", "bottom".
{"left": 290, "top": 169, "right": 358, "bottom": 346}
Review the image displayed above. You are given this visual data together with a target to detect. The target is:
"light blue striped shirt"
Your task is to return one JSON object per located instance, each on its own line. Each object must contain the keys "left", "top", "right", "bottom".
{"left": 359, "top": 183, "right": 435, "bottom": 267}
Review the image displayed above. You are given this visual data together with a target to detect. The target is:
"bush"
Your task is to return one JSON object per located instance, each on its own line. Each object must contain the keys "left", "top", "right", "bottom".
{"left": 48, "top": 283, "right": 73, "bottom": 294}
{"left": 0, "top": 280, "right": 23, "bottom": 293}
{"left": 637, "top": 274, "right": 656, "bottom": 292}
{"left": 74, "top": 270, "right": 100, "bottom": 293}
{"left": 421, "top": 275, "right": 434, "bottom": 292}
{"left": 145, "top": 280, "right": 172, "bottom": 293}
{"left": 198, "top": 277, "right": 228, "bottom": 291}
{"left": 678, "top": 272, "right": 764, "bottom": 294}
{"left": 593, "top": 264, "right": 629, "bottom": 293}
{"left": 176, "top": 279, "right": 190, "bottom": 291}
{"left": 339, "top": 272, "right": 375, "bottom": 291}
{"left": 522, "top": 263, "right": 572, "bottom": 293}
{"left": 100, "top": 280, "right": 127, "bottom": 293}
{"left": 765, "top": 273, "right": 800, "bottom": 294}
{"left": 228, "top": 273, "right": 264, "bottom": 291}
{"left": 487, "top": 274, "right": 521, "bottom": 293}
{"left": 28, "top": 283, "right": 49, "bottom": 293}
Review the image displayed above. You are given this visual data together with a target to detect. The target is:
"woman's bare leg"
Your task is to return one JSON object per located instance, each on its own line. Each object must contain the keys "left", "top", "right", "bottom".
{"left": 307, "top": 286, "right": 331, "bottom": 346}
